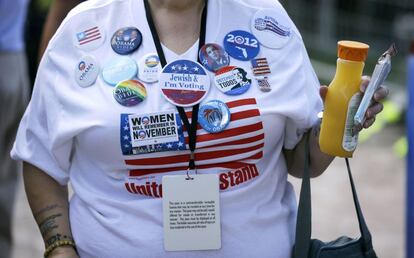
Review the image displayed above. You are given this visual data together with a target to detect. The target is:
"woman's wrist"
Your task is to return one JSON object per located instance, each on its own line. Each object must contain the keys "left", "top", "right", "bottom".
{"left": 308, "top": 120, "right": 335, "bottom": 177}
{"left": 45, "top": 245, "right": 78, "bottom": 258}
{"left": 44, "top": 238, "right": 77, "bottom": 258}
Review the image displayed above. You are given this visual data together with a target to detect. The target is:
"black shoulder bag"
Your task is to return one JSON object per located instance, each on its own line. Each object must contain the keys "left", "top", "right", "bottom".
{"left": 292, "top": 134, "right": 378, "bottom": 258}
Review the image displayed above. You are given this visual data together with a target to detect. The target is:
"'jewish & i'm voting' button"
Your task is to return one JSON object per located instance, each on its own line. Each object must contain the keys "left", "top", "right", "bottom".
{"left": 159, "top": 59, "right": 210, "bottom": 107}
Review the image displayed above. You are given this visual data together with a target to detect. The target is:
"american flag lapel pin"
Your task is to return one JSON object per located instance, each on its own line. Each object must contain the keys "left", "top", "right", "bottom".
{"left": 257, "top": 77, "right": 271, "bottom": 92}
{"left": 251, "top": 57, "right": 272, "bottom": 92}
{"left": 251, "top": 57, "right": 271, "bottom": 76}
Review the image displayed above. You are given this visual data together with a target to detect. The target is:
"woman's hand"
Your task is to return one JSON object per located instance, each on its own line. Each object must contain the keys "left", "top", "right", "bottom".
{"left": 48, "top": 246, "right": 79, "bottom": 258}
{"left": 319, "top": 75, "right": 389, "bottom": 132}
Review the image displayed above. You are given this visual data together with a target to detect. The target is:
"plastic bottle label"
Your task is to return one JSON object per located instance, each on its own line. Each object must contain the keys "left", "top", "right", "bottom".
{"left": 342, "top": 92, "right": 363, "bottom": 151}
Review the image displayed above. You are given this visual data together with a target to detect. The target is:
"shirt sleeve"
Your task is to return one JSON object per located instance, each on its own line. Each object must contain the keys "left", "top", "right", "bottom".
{"left": 282, "top": 40, "right": 323, "bottom": 150}
{"left": 10, "top": 40, "right": 74, "bottom": 186}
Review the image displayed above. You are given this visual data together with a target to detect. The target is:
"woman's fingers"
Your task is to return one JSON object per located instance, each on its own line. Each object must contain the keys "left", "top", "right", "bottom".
{"left": 358, "top": 75, "right": 389, "bottom": 130}
{"left": 320, "top": 76, "right": 388, "bottom": 131}
{"left": 373, "top": 86, "right": 389, "bottom": 102}
{"left": 363, "top": 117, "right": 376, "bottom": 128}
{"left": 360, "top": 75, "right": 370, "bottom": 93}
{"left": 319, "top": 85, "right": 328, "bottom": 102}
{"left": 366, "top": 102, "right": 384, "bottom": 119}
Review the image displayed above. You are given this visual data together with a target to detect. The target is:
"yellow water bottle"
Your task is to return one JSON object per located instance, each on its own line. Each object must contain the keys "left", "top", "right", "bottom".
{"left": 319, "top": 40, "right": 369, "bottom": 157}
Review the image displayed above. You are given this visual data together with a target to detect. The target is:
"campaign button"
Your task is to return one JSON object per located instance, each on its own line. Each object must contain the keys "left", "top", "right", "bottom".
{"left": 73, "top": 24, "right": 105, "bottom": 51}
{"left": 74, "top": 55, "right": 100, "bottom": 87}
{"left": 198, "top": 100, "right": 231, "bottom": 133}
{"left": 251, "top": 9, "right": 292, "bottom": 49}
{"left": 113, "top": 79, "right": 147, "bottom": 107}
{"left": 102, "top": 57, "right": 137, "bottom": 86}
{"left": 223, "top": 30, "right": 260, "bottom": 61}
{"left": 138, "top": 53, "right": 161, "bottom": 83}
{"left": 111, "top": 27, "right": 142, "bottom": 55}
{"left": 159, "top": 59, "right": 210, "bottom": 107}
{"left": 214, "top": 66, "right": 252, "bottom": 95}
{"left": 199, "top": 43, "right": 230, "bottom": 72}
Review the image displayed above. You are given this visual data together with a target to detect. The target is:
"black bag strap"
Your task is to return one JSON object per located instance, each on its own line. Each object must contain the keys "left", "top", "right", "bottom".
{"left": 293, "top": 133, "right": 374, "bottom": 258}
{"left": 345, "top": 157, "right": 374, "bottom": 250}
{"left": 293, "top": 133, "right": 312, "bottom": 258}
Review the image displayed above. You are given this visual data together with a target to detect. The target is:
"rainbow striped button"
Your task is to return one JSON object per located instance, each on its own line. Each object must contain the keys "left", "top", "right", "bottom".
{"left": 113, "top": 80, "right": 147, "bottom": 107}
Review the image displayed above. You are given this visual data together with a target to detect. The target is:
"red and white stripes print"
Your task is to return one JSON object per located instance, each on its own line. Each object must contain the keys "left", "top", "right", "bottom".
{"left": 125, "top": 98, "right": 264, "bottom": 176}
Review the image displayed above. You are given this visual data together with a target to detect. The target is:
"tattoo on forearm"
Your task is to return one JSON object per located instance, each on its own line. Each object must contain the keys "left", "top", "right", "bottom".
{"left": 45, "top": 234, "right": 74, "bottom": 247}
{"left": 34, "top": 204, "right": 62, "bottom": 219}
{"left": 39, "top": 213, "right": 62, "bottom": 237}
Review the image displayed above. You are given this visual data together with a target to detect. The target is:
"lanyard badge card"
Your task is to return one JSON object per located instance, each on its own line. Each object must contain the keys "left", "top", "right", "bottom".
{"left": 162, "top": 173, "right": 221, "bottom": 251}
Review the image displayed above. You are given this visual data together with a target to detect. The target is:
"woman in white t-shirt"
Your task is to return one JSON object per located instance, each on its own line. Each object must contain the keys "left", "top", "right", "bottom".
{"left": 12, "top": 0, "right": 388, "bottom": 257}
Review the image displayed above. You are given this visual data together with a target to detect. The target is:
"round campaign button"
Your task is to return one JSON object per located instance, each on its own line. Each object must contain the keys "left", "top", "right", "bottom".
{"left": 113, "top": 79, "right": 147, "bottom": 107}
{"left": 102, "top": 57, "right": 137, "bottom": 86}
{"left": 74, "top": 55, "right": 100, "bottom": 88}
{"left": 251, "top": 9, "right": 292, "bottom": 49}
{"left": 137, "top": 53, "right": 161, "bottom": 83}
{"left": 159, "top": 59, "right": 210, "bottom": 107}
{"left": 223, "top": 30, "right": 260, "bottom": 61}
{"left": 73, "top": 23, "right": 106, "bottom": 51}
{"left": 199, "top": 43, "right": 230, "bottom": 72}
{"left": 111, "top": 27, "right": 142, "bottom": 55}
{"left": 214, "top": 66, "right": 252, "bottom": 95}
{"left": 198, "top": 100, "right": 231, "bottom": 133}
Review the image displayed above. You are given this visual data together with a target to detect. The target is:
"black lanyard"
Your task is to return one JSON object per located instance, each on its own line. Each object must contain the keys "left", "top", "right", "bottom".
{"left": 144, "top": 0, "right": 208, "bottom": 170}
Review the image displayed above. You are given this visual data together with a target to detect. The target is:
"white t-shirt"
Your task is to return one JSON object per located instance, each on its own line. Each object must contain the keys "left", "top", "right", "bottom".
{"left": 12, "top": 0, "right": 322, "bottom": 257}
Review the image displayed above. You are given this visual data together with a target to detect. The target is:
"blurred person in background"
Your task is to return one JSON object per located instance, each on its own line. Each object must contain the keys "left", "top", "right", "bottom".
{"left": 0, "top": 0, "right": 31, "bottom": 257}
{"left": 0, "top": 0, "right": 80, "bottom": 257}
{"left": 38, "top": 0, "right": 83, "bottom": 60}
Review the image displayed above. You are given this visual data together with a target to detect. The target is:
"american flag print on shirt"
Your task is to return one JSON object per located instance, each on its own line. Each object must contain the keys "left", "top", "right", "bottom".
{"left": 251, "top": 58, "right": 271, "bottom": 76}
{"left": 121, "top": 98, "right": 264, "bottom": 177}
{"left": 76, "top": 26, "right": 102, "bottom": 46}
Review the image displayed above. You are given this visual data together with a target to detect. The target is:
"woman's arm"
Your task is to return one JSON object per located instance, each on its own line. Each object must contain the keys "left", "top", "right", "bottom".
{"left": 284, "top": 124, "right": 334, "bottom": 178}
{"left": 23, "top": 162, "right": 78, "bottom": 258}
{"left": 38, "top": 0, "right": 81, "bottom": 60}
